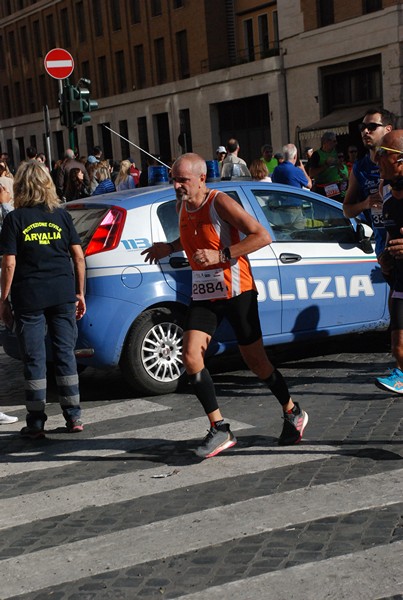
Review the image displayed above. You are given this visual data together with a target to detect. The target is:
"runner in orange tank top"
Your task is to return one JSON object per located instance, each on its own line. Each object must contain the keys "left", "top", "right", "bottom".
{"left": 142, "top": 152, "right": 308, "bottom": 458}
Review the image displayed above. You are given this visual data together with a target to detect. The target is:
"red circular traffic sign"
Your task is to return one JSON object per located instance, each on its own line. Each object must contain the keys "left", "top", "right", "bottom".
{"left": 44, "top": 48, "right": 74, "bottom": 80}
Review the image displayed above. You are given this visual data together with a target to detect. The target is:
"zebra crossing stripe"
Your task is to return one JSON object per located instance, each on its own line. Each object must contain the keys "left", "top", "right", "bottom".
{"left": 173, "top": 540, "right": 403, "bottom": 600}
{"left": 1, "top": 468, "right": 402, "bottom": 597}
{"left": 1, "top": 398, "right": 169, "bottom": 434}
{"left": 1, "top": 417, "right": 253, "bottom": 477}
{"left": 0, "top": 443, "right": 338, "bottom": 529}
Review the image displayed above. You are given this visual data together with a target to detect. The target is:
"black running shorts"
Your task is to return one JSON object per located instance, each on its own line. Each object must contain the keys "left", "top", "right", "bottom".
{"left": 184, "top": 289, "right": 262, "bottom": 346}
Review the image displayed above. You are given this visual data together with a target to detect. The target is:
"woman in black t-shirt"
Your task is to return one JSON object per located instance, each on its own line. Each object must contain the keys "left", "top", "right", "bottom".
{"left": 0, "top": 160, "right": 86, "bottom": 439}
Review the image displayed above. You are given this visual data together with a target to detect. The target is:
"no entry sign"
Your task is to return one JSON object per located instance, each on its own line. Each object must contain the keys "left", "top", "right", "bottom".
{"left": 44, "top": 48, "right": 74, "bottom": 80}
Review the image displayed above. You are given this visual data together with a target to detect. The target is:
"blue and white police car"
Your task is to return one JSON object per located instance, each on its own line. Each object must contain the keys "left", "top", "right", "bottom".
{"left": 3, "top": 181, "right": 388, "bottom": 395}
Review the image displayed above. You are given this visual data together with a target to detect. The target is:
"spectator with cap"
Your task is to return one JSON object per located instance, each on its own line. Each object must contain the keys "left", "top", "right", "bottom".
{"left": 261, "top": 144, "right": 278, "bottom": 176}
{"left": 309, "top": 131, "right": 344, "bottom": 201}
{"left": 216, "top": 146, "right": 226, "bottom": 171}
{"left": 221, "top": 138, "right": 251, "bottom": 179}
{"left": 92, "top": 146, "right": 103, "bottom": 161}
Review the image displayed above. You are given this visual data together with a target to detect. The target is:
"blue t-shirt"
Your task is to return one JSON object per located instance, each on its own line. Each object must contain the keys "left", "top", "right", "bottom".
{"left": 272, "top": 161, "right": 308, "bottom": 188}
{"left": 352, "top": 154, "right": 386, "bottom": 257}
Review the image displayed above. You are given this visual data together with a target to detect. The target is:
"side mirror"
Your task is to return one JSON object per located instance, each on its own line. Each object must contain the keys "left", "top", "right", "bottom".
{"left": 356, "top": 222, "right": 374, "bottom": 254}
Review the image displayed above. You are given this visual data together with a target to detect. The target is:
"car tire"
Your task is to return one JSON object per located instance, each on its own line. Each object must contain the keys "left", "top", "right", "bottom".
{"left": 120, "top": 306, "right": 186, "bottom": 395}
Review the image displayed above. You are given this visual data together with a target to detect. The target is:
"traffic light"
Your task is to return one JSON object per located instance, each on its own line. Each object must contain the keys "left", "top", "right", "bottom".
{"left": 59, "top": 80, "right": 99, "bottom": 128}
{"left": 78, "top": 86, "right": 99, "bottom": 123}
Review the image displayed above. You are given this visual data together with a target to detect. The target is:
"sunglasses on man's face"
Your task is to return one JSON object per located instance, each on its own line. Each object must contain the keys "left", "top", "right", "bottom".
{"left": 375, "top": 146, "right": 403, "bottom": 159}
{"left": 358, "top": 122, "right": 384, "bottom": 132}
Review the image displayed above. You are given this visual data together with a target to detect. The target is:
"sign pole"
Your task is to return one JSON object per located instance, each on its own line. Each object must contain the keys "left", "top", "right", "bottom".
{"left": 43, "top": 105, "right": 52, "bottom": 168}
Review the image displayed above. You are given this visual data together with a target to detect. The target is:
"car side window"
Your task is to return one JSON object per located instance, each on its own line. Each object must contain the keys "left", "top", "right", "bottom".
{"left": 252, "top": 189, "right": 356, "bottom": 243}
{"left": 157, "top": 200, "right": 180, "bottom": 241}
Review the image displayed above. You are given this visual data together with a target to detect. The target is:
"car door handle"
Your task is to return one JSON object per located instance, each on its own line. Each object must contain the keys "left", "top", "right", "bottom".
{"left": 279, "top": 253, "right": 301, "bottom": 264}
{"left": 169, "top": 256, "right": 190, "bottom": 268}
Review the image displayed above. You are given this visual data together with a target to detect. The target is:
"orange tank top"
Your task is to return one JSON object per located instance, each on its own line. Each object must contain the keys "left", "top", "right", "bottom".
{"left": 179, "top": 189, "right": 256, "bottom": 299}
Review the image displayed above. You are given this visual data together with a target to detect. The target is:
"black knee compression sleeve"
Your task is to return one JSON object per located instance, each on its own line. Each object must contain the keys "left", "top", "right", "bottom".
{"left": 264, "top": 369, "right": 290, "bottom": 406}
{"left": 188, "top": 368, "right": 218, "bottom": 415}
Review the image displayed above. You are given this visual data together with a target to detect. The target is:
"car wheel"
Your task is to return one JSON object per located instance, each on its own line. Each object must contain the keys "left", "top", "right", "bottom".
{"left": 120, "top": 307, "right": 186, "bottom": 395}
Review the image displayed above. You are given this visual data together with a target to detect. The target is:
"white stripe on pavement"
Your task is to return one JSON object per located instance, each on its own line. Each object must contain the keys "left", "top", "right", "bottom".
{"left": 0, "top": 398, "right": 169, "bottom": 434}
{"left": 173, "top": 540, "right": 403, "bottom": 600}
{"left": 0, "top": 444, "right": 337, "bottom": 529}
{"left": 1, "top": 417, "right": 253, "bottom": 477}
{"left": 1, "top": 468, "right": 403, "bottom": 597}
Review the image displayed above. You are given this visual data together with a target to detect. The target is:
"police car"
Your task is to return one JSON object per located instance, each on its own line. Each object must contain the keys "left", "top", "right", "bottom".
{"left": 3, "top": 181, "right": 388, "bottom": 395}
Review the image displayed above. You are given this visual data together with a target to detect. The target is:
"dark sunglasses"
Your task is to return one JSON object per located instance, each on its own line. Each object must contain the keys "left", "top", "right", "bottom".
{"left": 338, "top": 154, "right": 344, "bottom": 159}
{"left": 358, "top": 122, "right": 384, "bottom": 132}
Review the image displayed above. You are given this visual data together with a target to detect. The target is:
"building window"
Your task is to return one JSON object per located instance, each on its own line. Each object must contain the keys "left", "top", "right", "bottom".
{"left": 60, "top": 8, "right": 71, "bottom": 47}
{"left": 8, "top": 31, "right": 18, "bottom": 67}
{"left": 3, "top": 86, "right": 11, "bottom": 119}
{"left": 258, "top": 14, "right": 269, "bottom": 58}
{"left": 46, "top": 14, "right": 55, "bottom": 49}
{"left": 85, "top": 126, "right": 94, "bottom": 156}
{"left": 154, "top": 38, "right": 167, "bottom": 84}
{"left": 81, "top": 60, "right": 90, "bottom": 80}
{"left": 131, "top": 0, "right": 141, "bottom": 23}
{"left": 322, "top": 58, "right": 382, "bottom": 113}
{"left": 15, "top": 82, "right": 23, "bottom": 115}
{"left": 93, "top": 0, "right": 103, "bottom": 36}
{"left": 179, "top": 108, "right": 192, "bottom": 152}
{"left": 39, "top": 74, "right": 46, "bottom": 105}
{"left": 110, "top": 0, "right": 121, "bottom": 30}
{"left": 176, "top": 30, "right": 189, "bottom": 79}
{"left": 26, "top": 78, "right": 36, "bottom": 112}
{"left": 98, "top": 56, "right": 109, "bottom": 96}
{"left": 317, "top": 0, "right": 334, "bottom": 27}
{"left": 115, "top": 50, "right": 127, "bottom": 93}
{"left": 363, "top": 0, "right": 382, "bottom": 13}
{"left": 119, "top": 120, "right": 130, "bottom": 159}
{"left": 76, "top": 2, "right": 86, "bottom": 43}
{"left": 137, "top": 116, "right": 149, "bottom": 170}
{"left": 243, "top": 19, "right": 254, "bottom": 62}
{"left": 20, "top": 26, "right": 29, "bottom": 61}
{"left": 151, "top": 0, "right": 162, "bottom": 17}
{"left": 134, "top": 44, "right": 146, "bottom": 88}
{"left": 0, "top": 36, "right": 4, "bottom": 69}
{"left": 33, "top": 21, "right": 42, "bottom": 56}
{"left": 272, "top": 11, "right": 279, "bottom": 52}
{"left": 173, "top": 0, "right": 184, "bottom": 7}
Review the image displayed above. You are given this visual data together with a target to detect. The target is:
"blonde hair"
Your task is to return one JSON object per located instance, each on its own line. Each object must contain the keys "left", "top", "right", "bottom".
{"left": 115, "top": 159, "right": 132, "bottom": 187}
{"left": 95, "top": 162, "right": 111, "bottom": 182}
{"left": 13, "top": 160, "right": 60, "bottom": 211}
{"left": 249, "top": 159, "right": 269, "bottom": 181}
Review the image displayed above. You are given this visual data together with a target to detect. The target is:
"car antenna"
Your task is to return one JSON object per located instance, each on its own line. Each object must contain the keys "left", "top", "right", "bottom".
{"left": 102, "top": 124, "right": 170, "bottom": 169}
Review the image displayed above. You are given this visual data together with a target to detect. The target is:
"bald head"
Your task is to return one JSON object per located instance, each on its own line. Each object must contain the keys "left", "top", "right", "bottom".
{"left": 382, "top": 131, "right": 403, "bottom": 152}
{"left": 376, "top": 130, "right": 403, "bottom": 182}
{"left": 173, "top": 153, "right": 207, "bottom": 176}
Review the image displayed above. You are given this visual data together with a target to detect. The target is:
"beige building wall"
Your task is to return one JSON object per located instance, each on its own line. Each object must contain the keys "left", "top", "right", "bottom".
{"left": 279, "top": 3, "right": 403, "bottom": 150}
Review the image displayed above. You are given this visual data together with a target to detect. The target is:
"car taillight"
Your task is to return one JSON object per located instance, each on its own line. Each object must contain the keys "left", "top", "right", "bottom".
{"left": 85, "top": 207, "right": 126, "bottom": 256}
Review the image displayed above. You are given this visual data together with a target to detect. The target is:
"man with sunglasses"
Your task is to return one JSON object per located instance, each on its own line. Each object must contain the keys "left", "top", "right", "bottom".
{"left": 343, "top": 108, "right": 396, "bottom": 258}
{"left": 374, "top": 131, "right": 403, "bottom": 394}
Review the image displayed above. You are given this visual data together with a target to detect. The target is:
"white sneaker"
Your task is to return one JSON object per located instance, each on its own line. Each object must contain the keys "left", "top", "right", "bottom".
{"left": 0, "top": 412, "right": 18, "bottom": 424}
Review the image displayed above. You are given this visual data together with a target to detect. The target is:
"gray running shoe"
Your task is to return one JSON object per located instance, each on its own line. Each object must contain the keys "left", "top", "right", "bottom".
{"left": 194, "top": 423, "right": 237, "bottom": 459}
{"left": 278, "top": 402, "right": 308, "bottom": 446}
